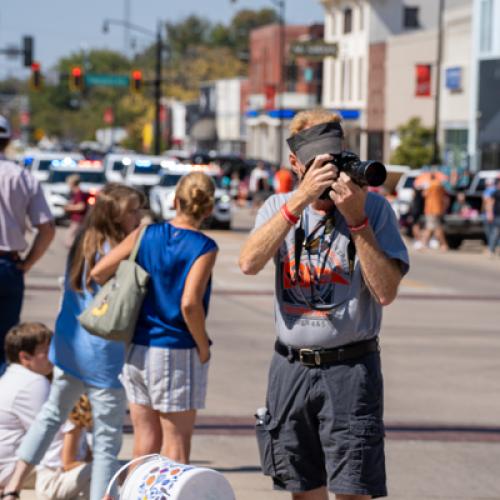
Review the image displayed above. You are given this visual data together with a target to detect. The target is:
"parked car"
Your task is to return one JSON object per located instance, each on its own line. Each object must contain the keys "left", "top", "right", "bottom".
{"left": 442, "top": 170, "right": 500, "bottom": 249}
{"left": 103, "top": 153, "right": 136, "bottom": 183}
{"left": 25, "top": 152, "right": 84, "bottom": 183}
{"left": 467, "top": 169, "right": 500, "bottom": 193}
{"left": 42, "top": 160, "right": 106, "bottom": 224}
{"left": 123, "top": 155, "right": 178, "bottom": 193}
{"left": 394, "top": 169, "right": 422, "bottom": 229}
{"left": 149, "top": 164, "right": 232, "bottom": 229}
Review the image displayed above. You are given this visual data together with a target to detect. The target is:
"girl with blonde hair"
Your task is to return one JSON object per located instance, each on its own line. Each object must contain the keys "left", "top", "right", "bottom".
{"left": 91, "top": 172, "right": 218, "bottom": 465}
{"left": 3, "top": 183, "right": 144, "bottom": 500}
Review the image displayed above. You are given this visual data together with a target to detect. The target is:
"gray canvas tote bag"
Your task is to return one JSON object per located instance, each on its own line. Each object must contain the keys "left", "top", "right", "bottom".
{"left": 78, "top": 226, "right": 149, "bottom": 343}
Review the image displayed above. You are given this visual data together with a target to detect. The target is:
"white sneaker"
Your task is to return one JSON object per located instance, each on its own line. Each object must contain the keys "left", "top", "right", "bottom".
{"left": 413, "top": 241, "right": 424, "bottom": 250}
{"left": 429, "top": 239, "right": 440, "bottom": 250}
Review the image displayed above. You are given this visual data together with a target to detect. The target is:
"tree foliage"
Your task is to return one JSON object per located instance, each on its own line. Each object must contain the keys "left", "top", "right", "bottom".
{"left": 29, "top": 49, "right": 149, "bottom": 146}
{"left": 17, "top": 8, "right": 277, "bottom": 145}
{"left": 390, "top": 117, "right": 434, "bottom": 169}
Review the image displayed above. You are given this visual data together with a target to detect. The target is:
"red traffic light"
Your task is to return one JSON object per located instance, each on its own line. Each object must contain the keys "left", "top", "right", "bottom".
{"left": 131, "top": 69, "right": 142, "bottom": 93}
{"left": 30, "top": 62, "right": 42, "bottom": 91}
{"left": 70, "top": 66, "right": 84, "bottom": 92}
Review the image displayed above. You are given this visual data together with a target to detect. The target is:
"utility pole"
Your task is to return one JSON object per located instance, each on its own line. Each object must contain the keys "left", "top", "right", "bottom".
{"left": 432, "top": 0, "right": 445, "bottom": 165}
{"left": 277, "top": 0, "right": 285, "bottom": 167}
{"left": 124, "top": 0, "right": 131, "bottom": 56}
{"left": 154, "top": 21, "right": 163, "bottom": 156}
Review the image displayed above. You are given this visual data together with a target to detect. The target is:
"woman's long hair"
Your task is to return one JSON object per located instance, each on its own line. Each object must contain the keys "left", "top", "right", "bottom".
{"left": 68, "top": 183, "right": 145, "bottom": 291}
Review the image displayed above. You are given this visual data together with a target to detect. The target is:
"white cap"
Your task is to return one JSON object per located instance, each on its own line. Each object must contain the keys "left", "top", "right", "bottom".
{"left": 0, "top": 115, "right": 11, "bottom": 139}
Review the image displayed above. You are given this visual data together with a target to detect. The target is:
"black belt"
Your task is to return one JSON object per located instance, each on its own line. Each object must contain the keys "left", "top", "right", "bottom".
{"left": 0, "top": 251, "right": 20, "bottom": 260}
{"left": 275, "top": 338, "right": 379, "bottom": 367}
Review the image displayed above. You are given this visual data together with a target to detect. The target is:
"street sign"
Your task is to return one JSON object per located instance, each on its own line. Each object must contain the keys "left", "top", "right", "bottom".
{"left": 85, "top": 74, "right": 130, "bottom": 88}
{"left": 290, "top": 40, "right": 338, "bottom": 60}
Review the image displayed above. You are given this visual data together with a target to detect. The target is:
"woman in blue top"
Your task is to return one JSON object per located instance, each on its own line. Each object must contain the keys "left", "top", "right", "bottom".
{"left": 92, "top": 172, "right": 218, "bottom": 465}
{"left": 3, "top": 184, "right": 144, "bottom": 500}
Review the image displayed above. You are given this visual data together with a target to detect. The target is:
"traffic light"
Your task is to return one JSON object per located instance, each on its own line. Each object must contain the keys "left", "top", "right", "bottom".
{"left": 23, "top": 36, "right": 33, "bottom": 67}
{"left": 69, "top": 66, "right": 84, "bottom": 92}
{"left": 30, "top": 62, "right": 42, "bottom": 91}
{"left": 130, "top": 70, "right": 142, "bottom": 94}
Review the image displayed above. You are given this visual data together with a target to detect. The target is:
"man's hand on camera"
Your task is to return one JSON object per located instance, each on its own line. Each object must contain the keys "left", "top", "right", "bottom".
{"left": 329, "top": 172, "right": 367, "bottom": 226}
{"left": 297, "top": 154, "right": 339, "bottom": 204}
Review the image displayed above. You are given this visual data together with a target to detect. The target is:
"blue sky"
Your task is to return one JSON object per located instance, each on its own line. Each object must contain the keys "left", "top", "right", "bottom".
{"left": 0, "top": 0, "right": 324, "bottom": 79}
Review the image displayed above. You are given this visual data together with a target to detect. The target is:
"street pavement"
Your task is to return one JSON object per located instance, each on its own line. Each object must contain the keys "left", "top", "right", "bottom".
{"left": 19, "top": 206, "right": 500, "bottom": 499}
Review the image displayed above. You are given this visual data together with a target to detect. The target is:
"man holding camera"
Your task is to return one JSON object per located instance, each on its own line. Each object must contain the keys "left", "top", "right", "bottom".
{"left": 239, "top": 109, "right": 409, "bottom": 500}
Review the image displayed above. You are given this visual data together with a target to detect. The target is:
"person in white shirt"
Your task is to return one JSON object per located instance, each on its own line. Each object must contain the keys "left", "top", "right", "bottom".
{"left": 0, "top": 323, "right": 90, "bottom": 500}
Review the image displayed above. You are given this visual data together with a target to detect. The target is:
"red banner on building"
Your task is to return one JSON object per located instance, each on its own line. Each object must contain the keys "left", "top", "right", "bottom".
{"left": 264, "top": 84, "right": 276, "bottom": 111}
{"left": 415, "top": 64, "right": 432, "bottom": 97}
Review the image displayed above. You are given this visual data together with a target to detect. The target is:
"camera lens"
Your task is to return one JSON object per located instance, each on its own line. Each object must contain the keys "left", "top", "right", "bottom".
{"left": 361, "top": 161, "right": 387, "bottom": 187}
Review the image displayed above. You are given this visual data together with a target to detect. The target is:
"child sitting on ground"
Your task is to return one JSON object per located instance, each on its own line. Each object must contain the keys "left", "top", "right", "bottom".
{"left": 0, "top": 323, "right": 91, "bottom": 499}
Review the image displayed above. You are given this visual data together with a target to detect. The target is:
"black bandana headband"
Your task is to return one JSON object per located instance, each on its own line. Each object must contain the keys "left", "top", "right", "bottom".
{"left": 287, "top": 121, "right": 344, "bottom": 166}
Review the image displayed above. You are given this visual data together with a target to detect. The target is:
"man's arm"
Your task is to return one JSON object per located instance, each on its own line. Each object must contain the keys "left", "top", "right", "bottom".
{"left": 239, "top": 155, "right": 338, "bottom": 275}
{"left": 19, "top": 221, "right": 55, "bottom": 273}
{"left": 350, "top": 227, "right": 403, "bottom": 306}
{"left": 330, "top": 173, "right": 403, "bottom": 306}
{"left": 64, "top": 201, "right": 86, "bottom": 213}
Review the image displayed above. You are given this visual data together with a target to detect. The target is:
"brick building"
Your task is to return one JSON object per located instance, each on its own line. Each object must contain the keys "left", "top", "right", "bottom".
{"left": 245, "top": 23, "right": 324, "bottom": 165}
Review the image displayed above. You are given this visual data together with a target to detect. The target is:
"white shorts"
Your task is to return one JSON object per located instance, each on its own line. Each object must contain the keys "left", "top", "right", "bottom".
{"left": 121, "top": 344, "right": 209, "bottom": 413}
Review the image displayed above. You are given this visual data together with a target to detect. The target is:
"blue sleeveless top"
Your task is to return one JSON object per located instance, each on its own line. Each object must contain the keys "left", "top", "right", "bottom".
{"left": 133, "top": 223, "right": 218, "bottom": 348}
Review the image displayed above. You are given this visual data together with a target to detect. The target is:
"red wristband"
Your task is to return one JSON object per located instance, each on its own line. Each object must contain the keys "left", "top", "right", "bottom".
{"left": 280, "top": 204, "right": 299, "bottom": 225}
{"left": 347, "top": 216, "right": 369, "bottom": 232}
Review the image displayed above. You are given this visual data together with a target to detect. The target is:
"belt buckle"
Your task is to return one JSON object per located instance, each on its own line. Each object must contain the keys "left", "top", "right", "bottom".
{"left": 299, "top": 348, "right": 321, "bottom": 367}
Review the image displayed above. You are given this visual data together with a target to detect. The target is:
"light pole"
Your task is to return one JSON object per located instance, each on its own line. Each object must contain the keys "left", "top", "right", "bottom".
{"left": 432, "top": 0, "right": 445, "bottom": 165}
{"left": 230, "top": 0, "right": 286, "bottom": 166}
{"left": 103, "top": 18, "right": 165, "bottom": 155}
{"left": 273, "top": 0, "right": 286, "bottom": 167}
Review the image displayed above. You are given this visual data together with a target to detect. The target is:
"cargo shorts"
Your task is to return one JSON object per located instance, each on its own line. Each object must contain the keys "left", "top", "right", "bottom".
{"left": 256, "top": 350, "right": 387, "bottom": 497}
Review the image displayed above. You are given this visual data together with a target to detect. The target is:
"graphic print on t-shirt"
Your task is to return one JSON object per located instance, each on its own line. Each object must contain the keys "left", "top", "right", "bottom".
{"left": 279, "top": 227, "right": 352, "bottom": 319}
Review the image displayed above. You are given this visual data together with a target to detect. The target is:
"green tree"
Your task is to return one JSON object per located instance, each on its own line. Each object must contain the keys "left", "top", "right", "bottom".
{"left": 390, "top": 117, "right": 434, "bottom": 169}
{"left": 165, "top": 15, "right": 212, "bottom": 55}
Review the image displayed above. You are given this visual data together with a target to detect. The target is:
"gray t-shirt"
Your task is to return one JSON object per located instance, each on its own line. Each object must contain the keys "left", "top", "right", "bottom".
{"left": 254, "top": 192, "right": 409, "bottom": 348}
{"left": 0, "top": 157, "right": 53, "bottom": 252}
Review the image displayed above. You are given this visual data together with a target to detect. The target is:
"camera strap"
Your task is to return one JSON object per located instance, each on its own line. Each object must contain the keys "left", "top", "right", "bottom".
{"left": 291, "top": 209, "right": 357, "bottom": 311}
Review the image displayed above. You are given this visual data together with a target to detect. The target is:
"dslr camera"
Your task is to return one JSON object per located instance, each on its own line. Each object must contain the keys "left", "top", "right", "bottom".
{"left": 310, "top": 150, "right": 387, "bottom": 199}
{"left": 287, "top": 120, "right": 387, "bottom": 199}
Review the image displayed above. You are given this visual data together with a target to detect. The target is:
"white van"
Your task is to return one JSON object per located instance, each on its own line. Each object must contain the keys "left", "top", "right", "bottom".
{"left": 26, "top": 152, "right": 84, "bottom": 183}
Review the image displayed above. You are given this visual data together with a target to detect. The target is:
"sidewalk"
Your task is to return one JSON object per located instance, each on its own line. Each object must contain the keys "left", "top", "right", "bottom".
{"left": 20, "top": 433, "right": 500, "bottom": 499}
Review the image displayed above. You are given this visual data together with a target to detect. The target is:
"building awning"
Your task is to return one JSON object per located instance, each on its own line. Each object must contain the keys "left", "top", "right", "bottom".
{"left": 190, "top": 118, "right": 217, "bottom": 141}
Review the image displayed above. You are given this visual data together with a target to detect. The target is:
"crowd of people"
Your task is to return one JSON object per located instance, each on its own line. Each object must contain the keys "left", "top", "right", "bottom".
{"left": 227, "top": 160, "right": 296, "bottom": 209}
{"left": 0, "top": 113, "right": 218, "bottom": 499}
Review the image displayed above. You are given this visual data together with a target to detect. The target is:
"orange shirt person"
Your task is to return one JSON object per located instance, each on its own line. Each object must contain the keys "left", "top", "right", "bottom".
{"left": 274, "top": 167, "right": 294, "bottom": 194}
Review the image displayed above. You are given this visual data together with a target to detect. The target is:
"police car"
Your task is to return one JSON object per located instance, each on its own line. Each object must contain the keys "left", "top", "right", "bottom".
{"left": 103, "top": 153, "right": 136, "bottom": 183}
{"left": 42, "top": 160, "right": 106, "bottom": 224}
{"left": 149, "top": 164, "right": 232, "bottom": 229}
{"left": 24, "top": 152, "right": 84, "bottom": 183}
{"left": 123, "top": 155, "right": 178, "bottom": 193}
